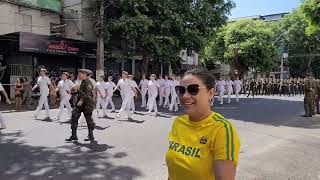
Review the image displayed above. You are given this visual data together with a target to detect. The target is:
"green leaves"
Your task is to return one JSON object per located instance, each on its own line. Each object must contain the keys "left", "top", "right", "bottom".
{"left": 301, "top": 0, "right": 320, "bottom": 35}
{"left": 205, "top": 19, "right": 277, "bottom": 74}
{"left": 103, "top": 0, "right": 234, "bottom": 73}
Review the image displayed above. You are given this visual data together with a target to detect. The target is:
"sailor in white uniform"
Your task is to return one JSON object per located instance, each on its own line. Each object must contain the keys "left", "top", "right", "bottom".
{"left": 157, "top": 75, "right": 165, "bottom": 106}
{"left": 147, "top": 74, "right": 160, "bottom": 115}
{"left": 105, "top": 76, "right": 117, "bottom": 112}
{"left": 226, "top": 78, "right": 234, "bottom": 104}
{"left": 139, "top": 75, "right": 149, "bottom": 108}
{"left": 234, "top": 77, "right": 243, "bottom": 103}
{"left": 0, "top": 82, "right": 11, "bottom": 129}
{"left": 96, "top": 75, "right": 107, "bottom": 117}
{"left": 115, "top": 71, "right": 136, "bottom": 119}
{"left": 163, "top": 75, "right": 171, "bottom": 108}
{"left": 32, "top": 68, "right": 52, "bottom": 119}
{"left": 56, "top": 72, "right": 76, "bottom": 121}
{"left": 169, "top": 75, "right": 179, "bottom": 112}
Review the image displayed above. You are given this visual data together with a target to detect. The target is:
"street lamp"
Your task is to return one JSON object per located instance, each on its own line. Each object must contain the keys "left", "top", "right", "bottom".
{"left": 273, "top": 31, "right": 289, "bottom": 84}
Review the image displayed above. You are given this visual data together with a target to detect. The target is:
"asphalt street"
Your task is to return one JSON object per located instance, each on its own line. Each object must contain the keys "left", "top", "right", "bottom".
{"left": 1, "top": 95, "right": 320, "bottom": 180}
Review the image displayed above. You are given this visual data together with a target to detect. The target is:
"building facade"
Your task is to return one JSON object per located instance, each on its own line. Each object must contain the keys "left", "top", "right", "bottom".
{"left": 0, "top": 0, "right": 96, "bottom": 97}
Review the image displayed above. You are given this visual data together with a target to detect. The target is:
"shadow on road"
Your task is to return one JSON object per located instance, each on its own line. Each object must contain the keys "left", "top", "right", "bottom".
{"left": 213, "top": 98, "right": 320, "bottom": 129}
{"left": 0, "top": 131, "right": 142, "bottom": 180}
{"left": 118, "top": 118, "right": 145, "bottom": 124}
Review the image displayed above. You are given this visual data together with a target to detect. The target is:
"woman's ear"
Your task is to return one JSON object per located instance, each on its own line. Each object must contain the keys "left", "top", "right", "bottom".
{"left": 209, "top": 87, "right": 215, "bottom": 100}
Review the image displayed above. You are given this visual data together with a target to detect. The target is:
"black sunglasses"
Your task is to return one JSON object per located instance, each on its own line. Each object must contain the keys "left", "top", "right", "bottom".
{"left": 175, "top": 84, "right": 207, "bottom": 96}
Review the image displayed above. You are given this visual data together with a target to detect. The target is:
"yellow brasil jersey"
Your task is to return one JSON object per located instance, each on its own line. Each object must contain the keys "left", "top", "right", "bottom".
{"left": 166, "top": 112, "right": 240, "bottom": 180}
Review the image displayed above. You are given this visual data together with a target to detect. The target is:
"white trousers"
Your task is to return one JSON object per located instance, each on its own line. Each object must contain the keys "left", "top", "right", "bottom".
{"left": 159, "top": 87, "right": 164, "bottom": 106}
{"left": 130, "top": 97, "right": 135, "bottom": 112}
{"left": 0, "top": 112, "right": 5, "bottom": 128}
{"left": 57, "top": 95, "right": 72, "bottom": 119}
{"left": 148, "top": 93, "right": 158, "bottom": 113}
{"left": 163, "top": 89, "right": 171, "bottom": 107}
{"left": 235, "top": 89, "right": 241, "bottom": 102}
{"left": 141, "top": 89, "right": 147, "bottom": 107}
{"left": 105, "top": 95, "right": 115, "bottom": 110}
{"left": 96, "top": 97, "right": 106, "bottom": 116}
{"left": 227, "top": 90, "right": 233, "bottom": 103}
{"left": 34, "top": 93, "right": 50, "bottom": 117}
{"left": 119, "top": 94, "right": 133, "bottom": 117}
{"left": 219, "top": 90, "right": 225, "bottom": 104}
{"left": 169, "top": 93, "right": 178, "bottom": 111}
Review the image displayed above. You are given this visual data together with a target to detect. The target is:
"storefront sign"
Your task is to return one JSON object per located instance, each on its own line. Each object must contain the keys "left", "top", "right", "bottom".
{"left": 19, "top": 32, "right": 96, "bottom": 57}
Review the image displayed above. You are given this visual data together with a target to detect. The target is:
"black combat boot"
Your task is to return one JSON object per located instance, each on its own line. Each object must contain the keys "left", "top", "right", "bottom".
{"left": 84, "top": 129, "right": 94, "bottom": 141}
{"left": 65, "top": 129, "right": 78, "bottom": 142}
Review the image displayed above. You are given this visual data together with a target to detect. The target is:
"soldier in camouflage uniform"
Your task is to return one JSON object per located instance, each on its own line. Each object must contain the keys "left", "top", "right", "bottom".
{"left": 66, "top": 69, "right": 96, "bottom": 142}
{"left": 304, "top": 73, "right": 316, "bottom": 117}
{"left": 314, "top": 79, "right": 320, "bottom": 114}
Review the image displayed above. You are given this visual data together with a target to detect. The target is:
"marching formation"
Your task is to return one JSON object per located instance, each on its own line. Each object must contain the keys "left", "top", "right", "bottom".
{"left": 241, "top": 78, "right": 305, "bottom": 97}
{"left": 5, "top": 66, "right": 315, "bottom": 141}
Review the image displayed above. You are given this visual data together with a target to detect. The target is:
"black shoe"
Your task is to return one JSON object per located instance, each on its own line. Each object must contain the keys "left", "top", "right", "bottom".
{"left": 84, "top": 130, "right": 94, "bottom": 141}
{"left": 65, "top": 135, "right": 78, "bottom": 142}
{"left": 84, "top": 136, "right": 94, "bottom": 141}
{"left": 309, "top": 115, "right": 312, "bottom": 117}
{"left": 65, "top": 130, "right": 78, "bottom": 142}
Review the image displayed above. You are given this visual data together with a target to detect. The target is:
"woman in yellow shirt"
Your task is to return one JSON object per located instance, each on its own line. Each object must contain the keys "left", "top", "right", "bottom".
{"left": 166, "top": 68, "right": 240, "bottom": 180}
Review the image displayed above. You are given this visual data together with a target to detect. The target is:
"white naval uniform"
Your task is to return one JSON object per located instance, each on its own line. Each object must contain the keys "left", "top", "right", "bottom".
{"left": 158, "top": 79, "right": 165, "bottom": 106}
{"left": 105, "top": 81, "right": 116, "bottom": 111}
{"left": 226, "top": 80, "right": 234, "bottom": 103}
{"left": 0, "top": 83, "right": 6, "bottom": 128}
{"left": 56, "top": 79, "right": 75, "bottom": 120}
{"left": 147, "top": 80, "right": 160, "bottom": 114}
{"left": 139, "top": 79, "right": 149, "bottom": 107}
{"left": 96, "top": 81, "right": 107, "bottom": 117}
{"left": 34, "top": 76, "right": 51, "bottom": 118}
{"left": 117, "top": 79, "right": 133, "bottom": 118}
{"left": 234, "top": 80, "right": 242, "bottom": 102}
{"left": 130, "top": 80, "right": 138, "bottom": 112}
{"left": 169, "top": 80, "right": 179, "bottom": 111}
{"left": 163, "top": 80, "right": 171, "bottom": 107}
{"left": 216, "top": 80, "right": 226, "bottom": 105}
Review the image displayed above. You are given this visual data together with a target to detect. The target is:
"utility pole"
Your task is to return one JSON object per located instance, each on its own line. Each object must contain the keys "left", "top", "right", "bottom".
{"left": 96, "top": 0, "right": 105, "bottom": 78}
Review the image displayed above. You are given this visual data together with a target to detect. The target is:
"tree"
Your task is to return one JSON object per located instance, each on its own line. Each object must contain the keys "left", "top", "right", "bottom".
{"left": 280, "top": 8, "right": 320, "bottom": 77}
{"left": 301, "top": 0, "right": 320, "bottom": 35}
{"left": 104, "top": 0, "right": 234, "bottom": 76}
{"left": 205, "top": 19, "right": 277, "bottom": 77}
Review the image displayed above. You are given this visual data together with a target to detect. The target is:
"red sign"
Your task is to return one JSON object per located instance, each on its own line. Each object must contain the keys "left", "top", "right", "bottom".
{"left": 47, "top": 41, "right": 79, "bottom": 54}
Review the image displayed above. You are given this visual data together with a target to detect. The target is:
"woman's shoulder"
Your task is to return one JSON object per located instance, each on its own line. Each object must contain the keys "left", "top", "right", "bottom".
{"left": 211, "top": 112, "right": 234, "bottom": 128}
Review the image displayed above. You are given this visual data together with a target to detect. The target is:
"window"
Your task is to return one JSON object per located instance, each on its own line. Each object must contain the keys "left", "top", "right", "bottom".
{"left": 15, "top": 13, "right": 32, "bottom": 32}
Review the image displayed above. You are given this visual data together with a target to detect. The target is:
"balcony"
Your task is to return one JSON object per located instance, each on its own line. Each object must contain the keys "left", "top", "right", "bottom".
{"left": 7, "top": 0, "right": 62, "bottom": 12}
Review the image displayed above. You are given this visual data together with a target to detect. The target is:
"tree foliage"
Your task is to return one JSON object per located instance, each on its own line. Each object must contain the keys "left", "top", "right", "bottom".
{"left": 205, "top": 19, "right": 277, "bottom": 76}
{"left": 301, "top": 0, "right": 320, "bottom": 35}
{"left": 104, "top": 0, "right": 234, "bottom": 75}
{"left": 281, "top": 8, "right": 320, "bottom": 77}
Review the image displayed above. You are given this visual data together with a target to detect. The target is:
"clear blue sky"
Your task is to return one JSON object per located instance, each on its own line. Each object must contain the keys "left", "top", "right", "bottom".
{"left": 230, "top": 0, "right": 302, "bottom": 18}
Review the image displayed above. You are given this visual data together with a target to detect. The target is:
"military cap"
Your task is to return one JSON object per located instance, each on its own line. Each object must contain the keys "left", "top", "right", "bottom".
{"left": 78, "top": 69, "right": 91, "bottom": 76}
{"left": 40, "top": 68, "right": 47, "bottom": 73}
{"left": 62, "top": 72, "right": 70, "bottom": 77}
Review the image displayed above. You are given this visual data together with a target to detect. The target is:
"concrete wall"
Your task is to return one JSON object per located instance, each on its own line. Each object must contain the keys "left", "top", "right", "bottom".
{"left": 180, "top": 49, "right": 199, "bottom": 66}
{"left": 62, "top": 0, "right": 83, "bottom": 40}
{"left": 0, "top": 2, "right": 60, "bottom": 35}
{"left": 62, "top": 0, "right": 96, "bottom": 42}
